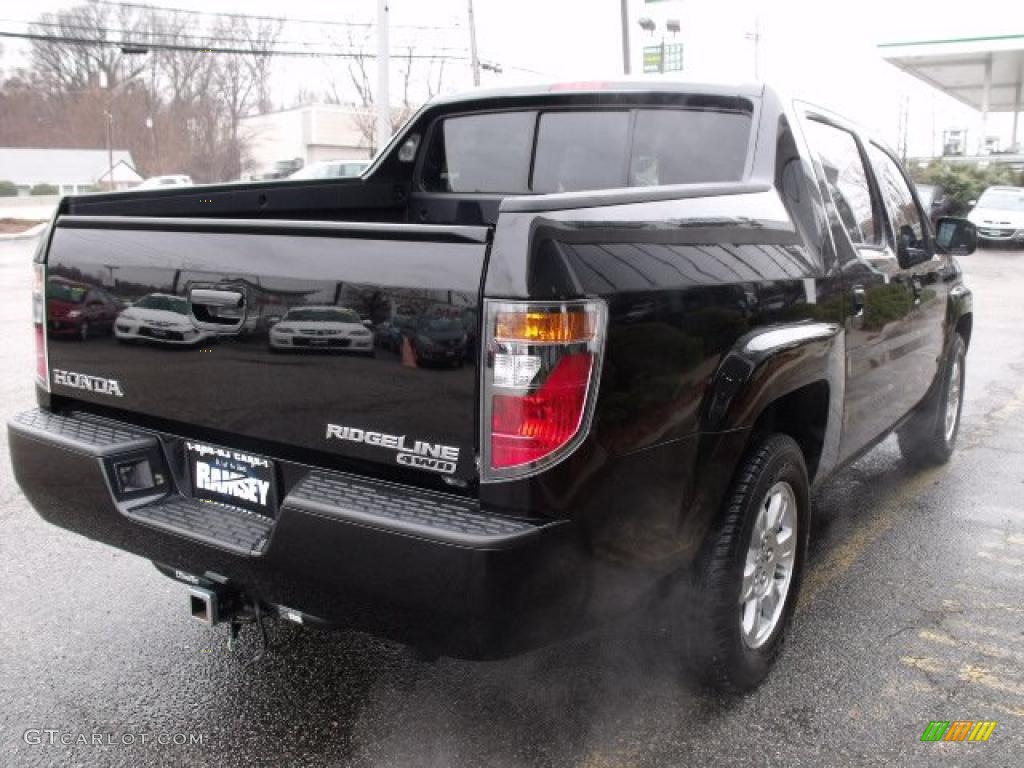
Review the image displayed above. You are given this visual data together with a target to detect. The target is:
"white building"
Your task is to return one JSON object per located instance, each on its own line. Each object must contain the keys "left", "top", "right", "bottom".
{"left": 240, "top": 104, "right": 372, "bottom": 176}
{"left": 0, "top": 147, "right": 139, "bottom": 195}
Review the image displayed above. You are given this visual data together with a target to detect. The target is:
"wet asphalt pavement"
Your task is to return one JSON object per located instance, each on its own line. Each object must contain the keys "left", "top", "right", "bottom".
{"left": 1, "top": 236, "right": 1022, "bottom": 768}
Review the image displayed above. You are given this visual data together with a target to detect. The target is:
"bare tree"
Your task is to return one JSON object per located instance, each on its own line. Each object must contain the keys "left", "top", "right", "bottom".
{"left": 244, "top": 18, "right": 282, "bottom": 114}
{"left": 152, "top": 11, "right": 211, "bottom": 108}
{"left": 5, "top": 4, "right": 454, "bottom": 182}
{"left": 208, "top": 16, "right": 282, "bottom": 179}
{"left": 325, "top": 32, "right": 447, "bottom": 155}
{"left": 29, "top": 3, "right": 150, "bottom": 95}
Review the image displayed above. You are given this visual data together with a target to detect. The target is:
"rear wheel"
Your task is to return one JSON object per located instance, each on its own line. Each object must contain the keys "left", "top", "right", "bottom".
{"left": 898, "top": 334, "right": 966, "bottom": 466}
{"left": 678, "top": 434, "right": 810, "bottom": 692}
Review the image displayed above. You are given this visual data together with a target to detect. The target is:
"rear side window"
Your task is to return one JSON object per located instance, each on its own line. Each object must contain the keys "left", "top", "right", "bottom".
{"left": 803, "top": 119, "right": 879, "bottom": 246}
{"left": 422, "top": 105, "right": 752, "bottom": 194}
{"left": 421, "top": 111, "right": 535, "bottom": 193}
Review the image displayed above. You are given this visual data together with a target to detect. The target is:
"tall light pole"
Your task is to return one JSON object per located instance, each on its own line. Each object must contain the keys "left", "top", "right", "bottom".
{"left": 744, "top": 15, "right": 761, "bottom": 80}
{"left": 467, "top": 0, "right": 481, "bottom": 86}
{"left": 375, "top": 0, "right": 391, "bottom": 154}
{"left": 102, "top": 47, "right": 149, "bottom": 189}
{"left": 105, "top": 109, "right": 114, "bottom": 189}
{"left": 620, "top": 0, "right": 631, "bottom": 75}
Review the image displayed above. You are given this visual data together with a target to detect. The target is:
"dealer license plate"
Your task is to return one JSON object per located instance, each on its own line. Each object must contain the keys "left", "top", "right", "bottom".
{"left": 187, "top": 441, "right": 276, "bottom": 512}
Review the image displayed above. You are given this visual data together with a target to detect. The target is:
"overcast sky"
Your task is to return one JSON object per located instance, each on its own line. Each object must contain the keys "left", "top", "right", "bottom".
{"left": 2, "top": 0, "right": 1022, "bottom": 156}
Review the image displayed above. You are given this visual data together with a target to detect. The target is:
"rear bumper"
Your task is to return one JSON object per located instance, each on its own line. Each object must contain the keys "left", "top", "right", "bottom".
{"left": 415, "top": 344, "right": 466, "bottom": 362}
{"left": 8, "top": 408, "right": 588, "bottom": 659}
{"left": 976, "top": 227, "right": 1024, "bottom": 242}
{"left": 48, "top": 319, "right": 85, "bottom": 335}
{"left": 114, "top": 323, "right": 212, "bottom": 345}
{"left": 269, "top": 334, "right": 373, "bottom": 351}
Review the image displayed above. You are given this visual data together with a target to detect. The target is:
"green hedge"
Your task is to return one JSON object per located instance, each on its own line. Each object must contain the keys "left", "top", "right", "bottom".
{"left": 29, "top": 183, "right": 59, "bottom": 196}
{"left": 0, "top": 180, "right": 18, "bottom": 197}
{"left": 910, "top": 161, "right": 1024, "bottom": 216}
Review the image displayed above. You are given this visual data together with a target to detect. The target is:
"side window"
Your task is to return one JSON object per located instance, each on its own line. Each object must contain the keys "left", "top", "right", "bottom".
{"left": 802, "top": 119, "right": 880, "bottom": 247}
{"left": 868, "top": 144, "right": 927, "bottom": 252}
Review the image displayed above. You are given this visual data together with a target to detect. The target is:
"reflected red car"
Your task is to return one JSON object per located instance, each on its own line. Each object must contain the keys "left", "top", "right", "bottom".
{"left": 46, "top": 277, "right": 120, "bottom": 340}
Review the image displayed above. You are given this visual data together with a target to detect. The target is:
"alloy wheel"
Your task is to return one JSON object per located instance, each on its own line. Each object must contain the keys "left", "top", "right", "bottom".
{"left": 739, "top": 481, "right": 798, "bottom": 649}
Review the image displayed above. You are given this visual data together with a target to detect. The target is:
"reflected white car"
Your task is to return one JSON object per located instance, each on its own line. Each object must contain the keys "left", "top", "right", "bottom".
{"left": 115, "top": 293, "right": 214, "bottom": 346}
{"left": 289, "top": 160, "right": 368, "bottom": 180}
{"left": 269, "top": 306, "right": 374, "bottom": 353}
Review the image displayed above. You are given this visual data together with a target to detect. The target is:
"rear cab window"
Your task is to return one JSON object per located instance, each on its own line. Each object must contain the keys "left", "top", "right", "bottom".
{"left": 422, "top": 111, "right": 535, "bottom": 193}
{"left": 420, "top": 103, "right": 753, "bottom": 194}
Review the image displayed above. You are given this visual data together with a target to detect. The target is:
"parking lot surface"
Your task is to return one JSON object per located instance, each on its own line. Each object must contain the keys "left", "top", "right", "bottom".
{"left": 1, "top": 238, "right": 1021, "bottom": 767}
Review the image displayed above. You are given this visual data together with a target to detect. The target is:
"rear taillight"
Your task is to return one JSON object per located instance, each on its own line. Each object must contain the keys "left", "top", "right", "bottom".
{"left": 481, "top": 300, "right": 606, "bottom": 481}
{"left": 33, "top": 261, "right": 49, "bottom": 390}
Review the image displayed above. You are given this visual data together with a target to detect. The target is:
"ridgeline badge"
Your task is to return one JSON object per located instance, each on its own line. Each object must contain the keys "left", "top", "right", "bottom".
{"left": 325, "top": 423, "right": 459, "bottom": 475}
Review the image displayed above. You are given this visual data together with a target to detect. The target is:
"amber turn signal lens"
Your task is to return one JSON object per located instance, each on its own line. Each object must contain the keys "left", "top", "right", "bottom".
{"left": 494, "top": 309, "right": 596, "bottom": 343}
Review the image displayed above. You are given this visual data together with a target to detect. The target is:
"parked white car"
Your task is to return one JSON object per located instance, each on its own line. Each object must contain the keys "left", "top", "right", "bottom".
{"left": 136, "top": 175, "right": 193, "bottom": 189}
{"left": 967, "top": 186, "right": 1024, "bottom": 245}
{"left": 269, "top": 307, "right": 373, "bottom": 354}
{"left": 288, "top": 161, "right": 368, "bottom": 180}
{"left": 115, "top": 293, "right": 214, "bottom": 346}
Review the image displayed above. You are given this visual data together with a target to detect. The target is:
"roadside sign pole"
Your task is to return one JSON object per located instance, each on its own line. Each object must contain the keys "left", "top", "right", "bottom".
{"left": 620, "top": 0, "right": 631, "bottom": 75}
{"left": 468, "top": 0, "right": 481, "bottom": 86}
{"left": 376, "top": 0, "right": 391, "bottom": 154}
{"left": 106, "top": 110, "right": 114, "bottom": 190}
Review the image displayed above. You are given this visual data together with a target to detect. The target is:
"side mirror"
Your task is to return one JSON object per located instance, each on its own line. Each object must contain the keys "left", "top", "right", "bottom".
{"left": 362, "top": 319, "right": 373, "bottom": 328}
{"left": 967, "top": 199, "right": 977, "bottom": 209}
{"left": 935, "top": 217, "right": 977, "bottom": 256}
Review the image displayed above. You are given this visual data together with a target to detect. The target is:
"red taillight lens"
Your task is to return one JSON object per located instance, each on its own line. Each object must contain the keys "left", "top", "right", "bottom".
{"left": 482, "top": 300, "right": 606, "bottom": 480}
{"left": 32, "top": 262, "right": 49, "bottom": 391}
{"left": 35, "top": 325, "right": 47, "bottom": 384}
{"left": 491, "top": 352, "right": 592, "bottom": 468}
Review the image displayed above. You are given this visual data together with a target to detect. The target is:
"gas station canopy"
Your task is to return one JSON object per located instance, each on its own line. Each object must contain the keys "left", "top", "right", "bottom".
{"left": 879, "top": 33, "right": 1024, "bottom": 151}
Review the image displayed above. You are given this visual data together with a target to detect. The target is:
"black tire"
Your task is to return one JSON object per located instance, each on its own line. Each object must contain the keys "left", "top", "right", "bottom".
{"left": 897, "top": 334, "right": 966, "bottom": 466}
{"left": 679, "top": 433, "right": 810, "bottom": 692}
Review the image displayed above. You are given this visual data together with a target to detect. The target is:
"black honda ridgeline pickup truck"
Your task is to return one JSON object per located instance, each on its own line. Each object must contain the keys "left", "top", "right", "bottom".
{"left": 10, "top": 83, "right": 977, "bottom": 691}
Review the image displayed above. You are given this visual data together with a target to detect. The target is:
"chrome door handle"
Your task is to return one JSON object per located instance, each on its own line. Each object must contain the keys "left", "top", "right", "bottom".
{"left": 188, "top": 286, "right": 246, "bottom": 331}
{"left": 190, "top": 288, "right": 244, "bottom": 308}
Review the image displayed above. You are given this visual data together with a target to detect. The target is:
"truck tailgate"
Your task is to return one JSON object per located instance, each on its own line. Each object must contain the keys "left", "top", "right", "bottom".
{"left": 43, "top": 216, "right": 489, "bottom": 484}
